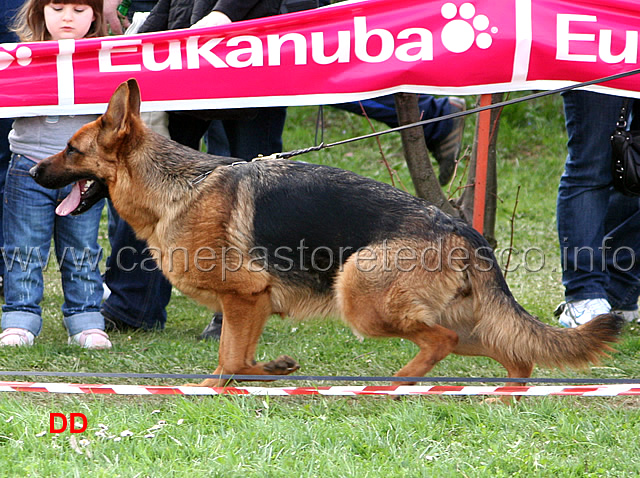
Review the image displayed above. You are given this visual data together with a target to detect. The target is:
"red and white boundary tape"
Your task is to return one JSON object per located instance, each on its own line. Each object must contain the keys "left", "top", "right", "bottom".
{"left": 2, "top": 381, "right": 640, "bottom": 397}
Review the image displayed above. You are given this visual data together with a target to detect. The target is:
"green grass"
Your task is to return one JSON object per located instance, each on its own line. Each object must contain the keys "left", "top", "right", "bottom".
{"left": 3, "top": 96, "right": 640, "bottom": 476}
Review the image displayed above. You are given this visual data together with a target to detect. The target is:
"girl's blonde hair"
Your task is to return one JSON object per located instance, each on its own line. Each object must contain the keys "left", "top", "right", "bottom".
{"left": 13, "top": 0, "right": 107, "bottom": 41}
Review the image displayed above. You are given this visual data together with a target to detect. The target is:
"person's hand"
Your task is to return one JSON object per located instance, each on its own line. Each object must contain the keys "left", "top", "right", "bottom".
{"left": 191, "top": 11, "right": 232, "bottom": 29}
{"left": 104, "top": 0, "right": 129, "bottom": 34}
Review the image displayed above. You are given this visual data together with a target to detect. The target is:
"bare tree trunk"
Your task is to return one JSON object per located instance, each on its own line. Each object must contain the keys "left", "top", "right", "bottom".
{"left": 459, "top": 93, "right": 503, "bottom": 246}
{"left": 394, "top": 93, "right": 458, "bottom": 217}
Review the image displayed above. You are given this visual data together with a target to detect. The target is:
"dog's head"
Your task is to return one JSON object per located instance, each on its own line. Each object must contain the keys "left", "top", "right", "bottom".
{"left": 30, "top": 78, "right": 144, "bottom": 216}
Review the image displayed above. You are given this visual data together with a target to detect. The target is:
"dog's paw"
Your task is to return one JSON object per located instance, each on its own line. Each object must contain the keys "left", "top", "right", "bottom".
{"left": 263, "top": 355, "right": 300, "bottom": 374}
{"left": 483, "top": 396, "right": 518, "bottom": 405}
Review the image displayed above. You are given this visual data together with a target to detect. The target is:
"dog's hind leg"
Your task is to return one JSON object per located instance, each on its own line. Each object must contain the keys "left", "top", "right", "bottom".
{"left": 347, "top": 309, "right": 459, "bottom": 386}
{"left": 336, "top": 255, "right": 459, "bottom": 387}
{"left": 388, "top": 324, "right": 459, "bottom": 386}
{"left": 339, "top": 292, "right": 458, "bottom": 385}
{"left": 192, "top": 290, "right": 299, "bottom": 387}
{"left": 484, "top": 354, "right": 534, "bottom": 404}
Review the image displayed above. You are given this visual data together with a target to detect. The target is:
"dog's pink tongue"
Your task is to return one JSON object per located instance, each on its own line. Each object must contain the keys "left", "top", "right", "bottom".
{"left": 56, "top": 181, "right": 82, "bottom": 216}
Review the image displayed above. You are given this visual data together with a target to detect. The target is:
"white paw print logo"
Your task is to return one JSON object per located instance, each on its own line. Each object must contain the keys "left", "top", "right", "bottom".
{"left": 0, "top": 44, "right": 33, "bottom": 71}
{"left": 441, "top": 2, "right": 496, "bottom": 53}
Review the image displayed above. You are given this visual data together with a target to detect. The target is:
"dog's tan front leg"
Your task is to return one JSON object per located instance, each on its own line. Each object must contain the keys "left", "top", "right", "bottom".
{"left": 191, "top": 291, "right": 299, "bottom": 388}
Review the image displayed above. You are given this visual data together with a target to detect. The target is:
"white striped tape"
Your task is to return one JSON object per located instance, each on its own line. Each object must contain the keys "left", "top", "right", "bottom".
{"left": 2, "top": 382, "right": 640, "bottom": 397}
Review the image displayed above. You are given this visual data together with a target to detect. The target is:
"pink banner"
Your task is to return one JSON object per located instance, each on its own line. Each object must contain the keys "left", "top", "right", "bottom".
{"left": 1, "top": 0, "right": 640, "bottom": 118}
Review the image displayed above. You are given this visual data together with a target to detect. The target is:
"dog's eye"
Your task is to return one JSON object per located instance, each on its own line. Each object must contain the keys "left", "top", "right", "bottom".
{"left": 66, "top": 144, "right": 81, "bottom": 156}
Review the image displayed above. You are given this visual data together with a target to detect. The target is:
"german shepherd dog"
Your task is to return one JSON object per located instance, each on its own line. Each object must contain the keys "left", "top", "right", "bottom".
{"left": 31, "top": 79, "right": 622, "bottom": 389}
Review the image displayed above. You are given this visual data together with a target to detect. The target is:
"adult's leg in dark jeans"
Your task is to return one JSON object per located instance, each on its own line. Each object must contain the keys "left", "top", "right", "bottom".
{"left": 206, "top": 120, "right": 231, "bottom": 156}
{"left": 222, "top": 107, "right": 287, "bottom": 160}
{"left": 102, "top": 203, "right": 172, "bottom": 330}
{"left": 557, "top": 91, "right": 627, "bottom": 303}
{"left": 168, "top": 113, "right": 210, "bottom": 151}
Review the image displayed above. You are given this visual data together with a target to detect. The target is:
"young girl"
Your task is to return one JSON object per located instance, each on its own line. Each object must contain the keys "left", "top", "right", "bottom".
{"left": 0, "top": 0, "right": 111, "bottom": 348}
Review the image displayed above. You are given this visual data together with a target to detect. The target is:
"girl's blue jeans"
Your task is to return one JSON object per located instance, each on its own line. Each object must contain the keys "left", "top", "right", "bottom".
{"left": 1, "top": 154, "right": 106, "bottom": 336}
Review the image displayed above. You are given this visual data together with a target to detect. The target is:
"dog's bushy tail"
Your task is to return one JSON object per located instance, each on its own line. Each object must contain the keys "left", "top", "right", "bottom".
{"left": 463, "top": 230, "right": 622, "bottom": 370}
{"left": 475, "top": 300, "right": 622, "bottom": 370}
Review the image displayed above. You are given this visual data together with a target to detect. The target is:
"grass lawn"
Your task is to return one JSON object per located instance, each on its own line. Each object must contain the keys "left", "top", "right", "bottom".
{"left": 2, "top": 95, "right": 640, "bottom": 477}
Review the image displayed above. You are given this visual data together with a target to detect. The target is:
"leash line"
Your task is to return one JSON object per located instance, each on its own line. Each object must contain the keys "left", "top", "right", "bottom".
{"left": 189, "top": 68, "right": 640, "bottom": 184}
{"left": 274, "top": 68, "right": 640, "bottom": 160}
{"left": 0, "top": 370, "right": 638, "bottom": 384}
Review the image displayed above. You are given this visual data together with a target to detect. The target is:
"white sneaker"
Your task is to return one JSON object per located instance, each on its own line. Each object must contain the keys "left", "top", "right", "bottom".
{"left": 612, "top": 309, "right": 640, "bottom": 323}
{"left": 555, "top": 298, "right": 611, "bottom": 328}
{"left": 68, "top": 329, "right": 112, "bottom": 349}
{"left": 0, "top": 328, "right": 35, "bottom": 346}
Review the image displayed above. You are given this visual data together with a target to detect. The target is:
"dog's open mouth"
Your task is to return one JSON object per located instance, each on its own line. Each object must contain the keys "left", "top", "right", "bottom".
{"left": 56, "top": 179, "right": 108, "bottom": 216}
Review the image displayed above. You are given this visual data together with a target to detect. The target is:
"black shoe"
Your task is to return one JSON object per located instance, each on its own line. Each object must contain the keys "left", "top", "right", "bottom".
{"left": 200, "top": 312, "right": 223, "bottom": 340}
{"left": 102, "top": 310, "right": 140, "bottom": 332}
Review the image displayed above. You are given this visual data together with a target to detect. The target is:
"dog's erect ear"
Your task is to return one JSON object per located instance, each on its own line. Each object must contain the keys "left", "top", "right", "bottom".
{"left": 102, "top": 78, "right": 141, "bottom": 138}
{"left": 125, "top": 78, "right": 141, "bottom": 116}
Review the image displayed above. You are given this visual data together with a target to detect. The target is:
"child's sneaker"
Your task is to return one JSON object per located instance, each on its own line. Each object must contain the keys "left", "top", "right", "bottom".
{"left": 68, "top": 329, "right": 112, "bottom": 349}
{"left": 554, "top": 298, "right": 611, "bottom": 328}
{"left": 0, "top": 328, "right": 35, "bottom": 346}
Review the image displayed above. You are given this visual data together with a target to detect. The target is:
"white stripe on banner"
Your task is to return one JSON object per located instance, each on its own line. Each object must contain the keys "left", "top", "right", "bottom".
{"left": 56, "top": 39, "right": 75, "bottom": 106}
{"left": 45, "top": 382, "right": 83, "bottom": 394}
{"left": 511, "top": 0, "right": 532, "bottom": 83}
{"left": 111, "top": 385, "right": 153, "bottom": 395}
{"left": 519, "top": 386, "right": 565, "bottom": 396}
{"left": 582, "top": 385, "right": 635, "bottom": 397}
